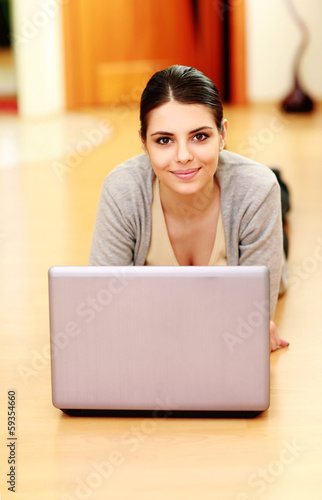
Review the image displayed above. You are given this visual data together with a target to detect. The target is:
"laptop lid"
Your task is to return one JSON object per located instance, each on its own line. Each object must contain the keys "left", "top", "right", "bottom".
{"left": 48, "top": 266, "right": 270, "bottom": 413}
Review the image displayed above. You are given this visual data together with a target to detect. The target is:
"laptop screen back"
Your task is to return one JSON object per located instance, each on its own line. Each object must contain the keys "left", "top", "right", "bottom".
{"left": 48, "top": 266, "right": 270, "bottom": 412}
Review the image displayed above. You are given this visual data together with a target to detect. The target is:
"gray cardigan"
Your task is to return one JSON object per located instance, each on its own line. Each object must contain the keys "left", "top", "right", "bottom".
{"left": 89, "top": 150, "right": 284, "bottom": 318}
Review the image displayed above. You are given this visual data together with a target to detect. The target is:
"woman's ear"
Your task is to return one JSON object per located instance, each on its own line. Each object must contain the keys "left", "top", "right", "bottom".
{"left": 138, "top": 129, "right": 148, "bottom": 156}
{"left": 219, "top": 119, "right": 228, "bottom": 151}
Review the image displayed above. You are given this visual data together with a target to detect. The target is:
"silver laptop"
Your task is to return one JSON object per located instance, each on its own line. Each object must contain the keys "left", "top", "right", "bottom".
{"left": 48, "top": 266, "right": 270, "bottom": 414}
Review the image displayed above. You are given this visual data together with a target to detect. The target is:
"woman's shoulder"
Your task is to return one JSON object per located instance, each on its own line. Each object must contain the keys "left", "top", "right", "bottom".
{"left": 217, "top": 150, "right": 278, "bottom": 188}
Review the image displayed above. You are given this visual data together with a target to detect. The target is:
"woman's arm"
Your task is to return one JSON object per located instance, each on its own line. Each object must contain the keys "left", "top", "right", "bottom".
{"left": 218, "top": 153, "right": 285, "bottom": 319}
{"left": 88, "top": 156, "right": 154, "bottom": 266}
{"left": 238, "top": 177, "right": 289, "bottom": 351}
{"left": 238, "top": 180, "right": 284, "bottom": 319}
{"left": 89, "top": 177, "right": 136, "bottom": 266}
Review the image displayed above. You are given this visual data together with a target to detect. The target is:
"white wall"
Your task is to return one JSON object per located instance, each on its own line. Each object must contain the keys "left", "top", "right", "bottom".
{"left": 12, "top": 0, "right": 65, "bottom": 116}
{"left": 246, "top": 0, "right": 322, "bottom": 102}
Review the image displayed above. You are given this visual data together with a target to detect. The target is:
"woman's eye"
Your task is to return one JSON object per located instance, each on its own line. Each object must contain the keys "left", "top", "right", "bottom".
{"left": 156, "top": 137, "right": 172, "bottom": 145}
{"left": 194, "top": 133, "right": 208, "bottom": 141}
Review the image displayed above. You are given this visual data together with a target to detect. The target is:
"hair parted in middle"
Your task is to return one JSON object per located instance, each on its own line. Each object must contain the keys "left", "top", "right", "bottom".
{"left": 140, "top": 65, "right": 224, "bottom": 141}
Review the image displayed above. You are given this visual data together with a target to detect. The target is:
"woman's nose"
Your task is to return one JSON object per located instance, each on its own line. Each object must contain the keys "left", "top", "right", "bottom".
{"left": 175, "top": 142, "right": 193, "bottom": 164}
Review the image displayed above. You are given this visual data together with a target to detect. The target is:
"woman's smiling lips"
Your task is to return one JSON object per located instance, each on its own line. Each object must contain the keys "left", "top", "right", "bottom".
{"left": 171, "top": 168, "right": 201, "bottom": 180}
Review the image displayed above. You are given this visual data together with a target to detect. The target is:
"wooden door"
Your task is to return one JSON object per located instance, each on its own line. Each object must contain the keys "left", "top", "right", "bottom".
{"left": 62, "top": 0, "right": 246, "bottom": 108}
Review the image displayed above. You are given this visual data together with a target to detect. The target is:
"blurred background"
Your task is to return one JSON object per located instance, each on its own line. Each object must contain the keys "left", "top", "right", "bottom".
{"left": 1, "top": 0, "right": 321, "bottom": 116}
{"left": 1, "top": 0, "right": 321, "bottom": 269}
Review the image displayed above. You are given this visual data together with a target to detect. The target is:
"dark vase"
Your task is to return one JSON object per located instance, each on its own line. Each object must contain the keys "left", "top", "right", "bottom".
{"left": 282, "top": 77, "right": 314, "bottom": 113}
{"left": 281, "top": 0, "right": 314, "bottom": 113}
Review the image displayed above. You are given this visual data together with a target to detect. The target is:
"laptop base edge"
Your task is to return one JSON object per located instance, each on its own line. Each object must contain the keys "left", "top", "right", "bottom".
{"left": 61, "top": 408, "right": 265, "bottom": 419}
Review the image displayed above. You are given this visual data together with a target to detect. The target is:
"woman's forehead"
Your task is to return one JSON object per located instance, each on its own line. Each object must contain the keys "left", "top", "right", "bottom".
{"left": 146, "top": 101, "right": 216, "bottom": 133}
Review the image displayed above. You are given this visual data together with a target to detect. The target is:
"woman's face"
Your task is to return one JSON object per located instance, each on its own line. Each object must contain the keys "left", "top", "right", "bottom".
{"left": 140, "top": 100, "right": 228, "bottom": 198}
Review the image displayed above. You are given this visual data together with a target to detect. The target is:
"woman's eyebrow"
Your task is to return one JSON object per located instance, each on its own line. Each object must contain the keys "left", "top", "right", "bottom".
{"left": 151, "top": 131, "right": 174, "bottom": 136}
{"left": 150, "top": 126, "right": 213, "bottom": 137}
{"left": 190, "top": 126, "right": 213, "bottom": 134}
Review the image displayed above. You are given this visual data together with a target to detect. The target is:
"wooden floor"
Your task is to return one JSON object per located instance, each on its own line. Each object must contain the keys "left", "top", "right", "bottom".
{"left": 0, "top": 102, "right": 322, "bottom": 499}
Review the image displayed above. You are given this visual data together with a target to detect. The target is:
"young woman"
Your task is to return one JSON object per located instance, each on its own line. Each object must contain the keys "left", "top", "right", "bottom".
{"left": 89, "top": 65, "right": 288, "bottom": 351}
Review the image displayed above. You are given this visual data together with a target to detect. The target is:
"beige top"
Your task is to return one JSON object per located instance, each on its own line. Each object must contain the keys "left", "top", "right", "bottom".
{"left": 145, "top": 178, "right": 227, "bottom": 266}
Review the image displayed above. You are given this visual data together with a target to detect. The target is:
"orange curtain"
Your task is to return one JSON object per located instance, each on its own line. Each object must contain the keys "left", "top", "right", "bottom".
{"left": 62, "top": 0, "right": 245, "bottom": 108}
{"left": 229, "top": 0, "right": 247, "bottom": 104}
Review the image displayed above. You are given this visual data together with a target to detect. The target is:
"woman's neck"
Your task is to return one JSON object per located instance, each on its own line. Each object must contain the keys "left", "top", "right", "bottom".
{"left": 159, "top": 177, "right": 220, "bottom": 222}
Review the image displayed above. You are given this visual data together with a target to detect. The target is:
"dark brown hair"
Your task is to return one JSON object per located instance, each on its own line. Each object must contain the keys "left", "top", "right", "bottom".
{"left": 140, "top": 65, "right": 224, "bottom": 141}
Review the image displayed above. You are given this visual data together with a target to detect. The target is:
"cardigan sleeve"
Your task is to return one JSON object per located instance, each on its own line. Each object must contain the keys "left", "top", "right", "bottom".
{"left": 88, "top": 175, "right": 136, "bottom": 266}
{"left": 238, "top": 179, "right": 283, "bottom": 318}
{"left": 88, "top": 155, "right": 154, "bottom": 266}
{"left": 218, "top": 152, "right": 284, "bottom": 319}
